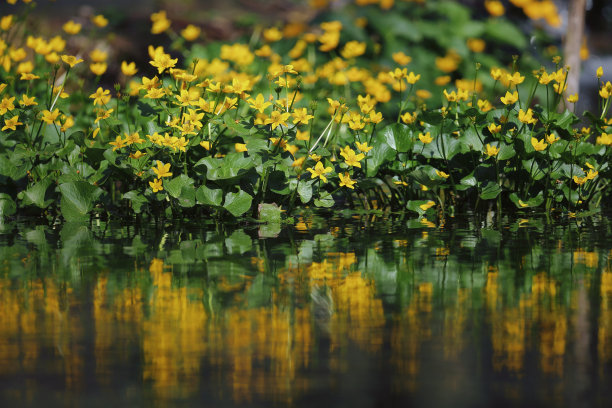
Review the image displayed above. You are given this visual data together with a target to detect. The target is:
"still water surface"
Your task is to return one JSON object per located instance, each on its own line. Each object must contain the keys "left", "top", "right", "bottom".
{"left": 0, "top": 214, "right": 610, "bottom": 407}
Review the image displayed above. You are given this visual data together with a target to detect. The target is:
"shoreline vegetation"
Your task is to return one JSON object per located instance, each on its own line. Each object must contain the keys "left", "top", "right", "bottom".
{"left": 0, "top": 0, "right": 610, "bottom": 223}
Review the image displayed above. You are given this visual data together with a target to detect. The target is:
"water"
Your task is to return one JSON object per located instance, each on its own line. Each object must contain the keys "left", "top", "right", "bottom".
{"left": 0, "top": 214, "right": 610, "bottom": 407}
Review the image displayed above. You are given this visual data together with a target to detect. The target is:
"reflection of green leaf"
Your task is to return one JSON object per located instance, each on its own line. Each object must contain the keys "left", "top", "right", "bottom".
{"left": 225, "top": 230, "right": 252, "bottom": 255}
{"left": 224, "top": 190, "right": 252, "bottom": 217}
{"left": 58, "top": 181, "right": 103, "bottom": 221}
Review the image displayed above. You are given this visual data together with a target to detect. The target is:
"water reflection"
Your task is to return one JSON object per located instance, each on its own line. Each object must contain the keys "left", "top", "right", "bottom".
{"left": 0, "top": 215, "right": 610, "bottom": 406}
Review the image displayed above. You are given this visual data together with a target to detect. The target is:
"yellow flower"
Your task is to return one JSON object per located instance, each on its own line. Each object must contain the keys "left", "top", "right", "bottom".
{"left": 490, "top": 68, "right": 503, "bottom": 81}
{"left": 518, "top": 200, "right": 529, "bottom": 208}
{"left": 518, "top": 108, "right": 537, "bottom": 124}
{"left": 419, "top": 132, "right": 433, "bottom": 144}
{"left": 263, "top": 27, "right": 283, "bottom": 42}
{"left": 296, "top": 130, "right": 310, "bottom": 141}
{"left": 152, "top": 161, "right": 173, "bottom": 178}
{"left": 338, "top": 172, "right": 356, "bottom": 189}
{"left": 484, "top": 143, "right": 499, "bottom": 158}
{"left": 596, "top": 66, "right": 603, "bottom": 78}
{"left": 341, "top": 41, "right": 366, "bottom": 59}
{"left": 292, "top": 156, "right": 305, "bottom": 169}
{"left": 500, "top": 91, "right": 518, "bottom": 105}
{"left": 90, "top": 62, "right": 107, "bottom": 76}
{"left": 235, "top": 143, "right": 248, "bottom": 153}
{"left": 2, "top": 115, "right": 22, "bottom": 131}
{"left": 573, "top": 175, "right": 587, "bottom": 185}
{"left": 538, "top": 71, "right": 554, "bottom": 85}
{"left": 60, "top": 54, "right": 83, "bottom": 68}
{"left": 307, "top": 161, "right": 333, "bottom": 183}
{"left": 200, "top": 141, "right": 211, "bottom": 150}
{"left": 181, "top": 24, "right": 201, "bottom": 41}
{"left": 585, "top": 169, "right": 598, "bottom": 180}
{"left": 1, "top": 15, "right": 13, "bottom": 31}
{"left": 149, "top": 51, "right": 178, "bottom": 74}
{"left": 292, "top": 108, "right": 314, "bottom": 125}
{"left": 62, "top": 20, "right": 81, "bottom": 35}
{"left": 419, "top": 200, "right": 435, "bottom": 211}
{"left": 40, "top": 109, "right": 60, "bottom": 124}
{"left": 265, "top": 110, "right": 291, "bottom": 129}
{"left": 467, "top": 38, "right": 485, "bottom": 53}
{"left": 149, "top": 178, "right": 163, "bottom": 193}
{"left": 392, "top": 52, "right": 412, "bottom": 66}
{"left": 531, "top": 137, "right": 548, "bottom": 151}
{"left": 355, "top": 141, "right": 373, "bottom": 153}
{"left": 478, "top": 99, "right": 493, "bottom": 112}
{"left": 129, "top": 150, "right": 146, "bottom": 159}
{"left": 595, "top": 132, "right": 612, "bottom": 145}
{"left": 506, "top": 71, "right": 525, "bottom": 86}
{"left": 485, "top": 0, "right": 505, "bottom": 16}
{"left": 109, "top": 135, "right": 126, "bottom": 151}
{"left": 545, "top": 133, "right": 559, "bottom": 144}
{"left": 150, "top": 10, "right": 171, "bottom": 34}
{"left": 91, "top": 14, "right": 108, "bottom": 28}
{"left": 309, "top": 153, "right": 321, "bottom": 162}
{"left": 90, "top": 87, "right": 111, "bottom": 106}
{"left": 121, "top": 61, "right": 138, "bottom": 76}
{"left": 247, "top": 93, "right": 272, "bottom": 113}
{"left": 488, "top": 123, "right": 501, "bottom": 134}
{"left": 400, "top": 111, "right": 417, "bottom": 124}
{"left": 339, "top": 146, "right": 365, "bottom": 168}
{"left": 406, "top": 72, "right": 421, "bottom": 84}
{"left": 567, "top": 93, "right": 579, "bottom": 103}
{"left": 436, "top": 170, "right": 449, "bottom": 179}
{"left": 19, "top": 94, "right": 37, "bottom": 107}
{"left": 367, "top": 111, "right": 383, "bottom": 124}
{"left": 0, "top": 96, "right": 16, "bottom": 114}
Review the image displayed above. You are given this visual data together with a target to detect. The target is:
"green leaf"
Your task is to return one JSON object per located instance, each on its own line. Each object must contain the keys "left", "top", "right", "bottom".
{"left": 484, "top": 19, "right": 526, "bottom": 49}
{"left": 58, "top": 181, "right": 103, "bottom": 221}
{"left": 196, "top": 153, "right": 255, "bottom": 182}
{"left": 21, "top": 179, "right": 53, "bottom": 208}
{"left": 0, "top": 193, "right": 16, "bottom": 217}
{"left": 196, "top": 185, "right": 223, "bottom": 207}
{"left": 408, "top": 165, "right": 444, "bottom": 188}
{"left": 258, "top": 203, "right": 281, "bottom": 223}
{"left": 224, "top": 113, "right": 249, "bottom": 135}
{"left": 459, "top": 127, "right": 484, "bottom": 152}
{"left": 164, "top": 174, "right": 194, "bottom": 199}
{"left": 522, "top": 159, "right": 545, "bottom": 180}
{"left": 497, "top": 142, "right": 516, "bottom": 160}
{"left": 223, "top": 190, "right": 252, "bottom": 217}
{"left": 314, "top": 193, "right": 334, "bottom": 208}
{"left": 381, "top": 123, "right": 414, "bottom": 153}
{"left": 297, "top": 180, "right": 313, "bottom": 204}
{"left": 366, "top": 136, "right": 396, "bottom": 177}
{"left": 123, "top": 190, "right": 148, "bottom": 214}
{"left": 509, "top": 191, "right": 544, "bottom": 208}
{"left": 421, "top": 133, "right": 462, "bottom": 160}
{"left": 479, "top": 181, "right": 501, "bottom": 200}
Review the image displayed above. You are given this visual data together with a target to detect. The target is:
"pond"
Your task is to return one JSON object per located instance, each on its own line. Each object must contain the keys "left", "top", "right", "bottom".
{"left": 0, "top": 214, "right": 610, "bottom": 407}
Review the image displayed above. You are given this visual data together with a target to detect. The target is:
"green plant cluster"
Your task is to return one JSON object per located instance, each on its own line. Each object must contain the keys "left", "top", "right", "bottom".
{"left": 0, "top": 0, "right": 610, "bottom": 223}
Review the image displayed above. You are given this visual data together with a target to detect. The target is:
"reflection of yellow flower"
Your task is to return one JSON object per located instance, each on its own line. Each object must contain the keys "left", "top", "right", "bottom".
{"left": 419, "top": 200, "right": 435, "bottom": 211}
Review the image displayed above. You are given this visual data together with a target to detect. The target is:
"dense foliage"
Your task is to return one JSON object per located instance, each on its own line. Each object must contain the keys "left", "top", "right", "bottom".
{"left": 0, "top": 0, "right": 610, "bottom": 222}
